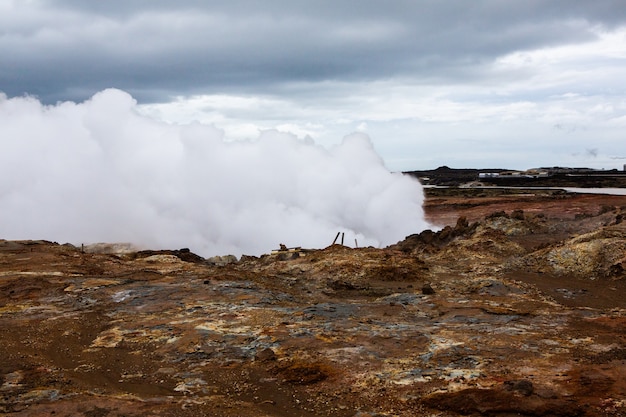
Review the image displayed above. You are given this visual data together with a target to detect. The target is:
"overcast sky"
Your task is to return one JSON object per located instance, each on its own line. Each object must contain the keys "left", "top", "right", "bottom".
{"left": 2, "top": 0, "right": 626, "bottom": 170}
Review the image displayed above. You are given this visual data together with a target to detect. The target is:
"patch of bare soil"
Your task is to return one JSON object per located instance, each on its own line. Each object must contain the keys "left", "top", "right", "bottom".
{"left": 1, "top": 190, "right": 625, "bottom": 416}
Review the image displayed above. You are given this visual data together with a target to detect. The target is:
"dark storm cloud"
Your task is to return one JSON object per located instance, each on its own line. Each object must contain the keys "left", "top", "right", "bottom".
{"left": 2, "top": 0, "right": 626, "bottom": 103}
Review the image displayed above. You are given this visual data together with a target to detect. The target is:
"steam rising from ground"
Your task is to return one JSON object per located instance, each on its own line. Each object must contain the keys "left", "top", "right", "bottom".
{"left": 0, "top": 89, "right": 430, "bottom": 257}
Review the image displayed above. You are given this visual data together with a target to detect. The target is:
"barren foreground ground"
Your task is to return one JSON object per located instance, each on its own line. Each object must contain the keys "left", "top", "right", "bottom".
{"left": 1, "top": 189, "right": 626, "bottom": 416}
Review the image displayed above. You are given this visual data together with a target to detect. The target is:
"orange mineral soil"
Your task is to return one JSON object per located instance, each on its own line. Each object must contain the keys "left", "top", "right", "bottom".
{"left": 1, "top": 189, "right": 625, "bottom": 416}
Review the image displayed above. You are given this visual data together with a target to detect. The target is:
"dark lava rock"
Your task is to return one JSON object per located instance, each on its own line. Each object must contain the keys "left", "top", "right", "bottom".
{"left": 134, "top": 248, "right": 206, "bottom": 264}
{"left": 421, "top": 283, "right": 435, "bottom": 295}
{"left": 278, "top": 362, "right": 331, "bottom": 385}
{"left": 422, "top": 387, "right": 584, "bottom": 416}
{"left": 327, "top": 280, "right": 359, "bottom": 291}
{"left": 277, "top": 251, "right": 300, "bottom": 261}
{"left": 390, "top": 216, "right": 478, "bottom": 254}
{"left": 504, "top": 379, "right": 534, "bottom": 396}
{"left": 255, "top": 348, "right": 277, "bottom": 362}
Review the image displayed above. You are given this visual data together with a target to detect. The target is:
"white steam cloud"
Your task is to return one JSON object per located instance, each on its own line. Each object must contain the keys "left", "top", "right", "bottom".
{"left": 0, "top": 89, "right": 430, "bottom": 257}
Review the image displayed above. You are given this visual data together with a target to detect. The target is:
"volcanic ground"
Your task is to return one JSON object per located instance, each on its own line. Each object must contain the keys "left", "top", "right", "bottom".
{"left": 1, "top": 188, "right": 625, "bottom": 416}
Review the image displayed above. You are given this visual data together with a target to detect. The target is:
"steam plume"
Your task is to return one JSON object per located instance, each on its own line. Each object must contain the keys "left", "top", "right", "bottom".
{"left": 0, "top": 89, "right": 430, "bottom": 257}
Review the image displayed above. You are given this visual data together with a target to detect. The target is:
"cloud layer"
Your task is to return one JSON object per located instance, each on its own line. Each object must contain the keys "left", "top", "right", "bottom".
{"left": 1, "top": 1, "right": 625, "bottom": 170}
{"left": 0, "top": 89, "right": 430, "bottom": 256}
{"left": 3, "top": 1, "right": 626, "bottom": 103}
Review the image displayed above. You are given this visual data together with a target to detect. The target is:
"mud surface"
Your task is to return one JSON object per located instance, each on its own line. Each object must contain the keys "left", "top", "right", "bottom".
{"left": 1, "top": 189, "right": 625, "bottom": 416}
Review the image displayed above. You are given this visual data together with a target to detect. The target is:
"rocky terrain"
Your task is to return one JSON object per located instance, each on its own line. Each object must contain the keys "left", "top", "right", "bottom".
{"left": 1, "top": 188, "right": 625, "bottom": 416}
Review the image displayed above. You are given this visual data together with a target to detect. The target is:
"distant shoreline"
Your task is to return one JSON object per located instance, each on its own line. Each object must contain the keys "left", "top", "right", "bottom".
{"left": 423, "top": 185, "right": 626, "bottom": 196}
{"left": 405, "top": 166, "right": 626, "bottom": 188}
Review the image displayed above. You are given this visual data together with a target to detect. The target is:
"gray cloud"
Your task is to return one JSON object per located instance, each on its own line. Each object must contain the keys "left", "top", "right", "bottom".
{"left": 586, "top": 148, "right": 599, "bottom": 158}
{"left": 3, "top": 1, "right": 626, "bottom": 103}
{"left": 2, "top": 0, "right": 626, "bottom": 173}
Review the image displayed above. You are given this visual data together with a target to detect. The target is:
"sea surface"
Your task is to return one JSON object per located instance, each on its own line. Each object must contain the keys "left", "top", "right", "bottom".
{"left": 426, "top": 185, "right": 626, "bottom": 196}
{"left": 562, "top": 187, "right": 626, "bottom": 195}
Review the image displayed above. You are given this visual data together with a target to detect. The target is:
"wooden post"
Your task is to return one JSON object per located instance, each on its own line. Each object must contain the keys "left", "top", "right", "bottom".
{"left": 332, "top": 232, "right": 341, "bottom": 245}
{"left": 341, "top": 232, "right": 344, "bottom": 245}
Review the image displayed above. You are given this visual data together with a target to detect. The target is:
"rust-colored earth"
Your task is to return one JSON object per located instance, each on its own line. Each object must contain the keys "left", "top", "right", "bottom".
{"left": 1, "top": 188, "right": 625, "bottom": 416}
